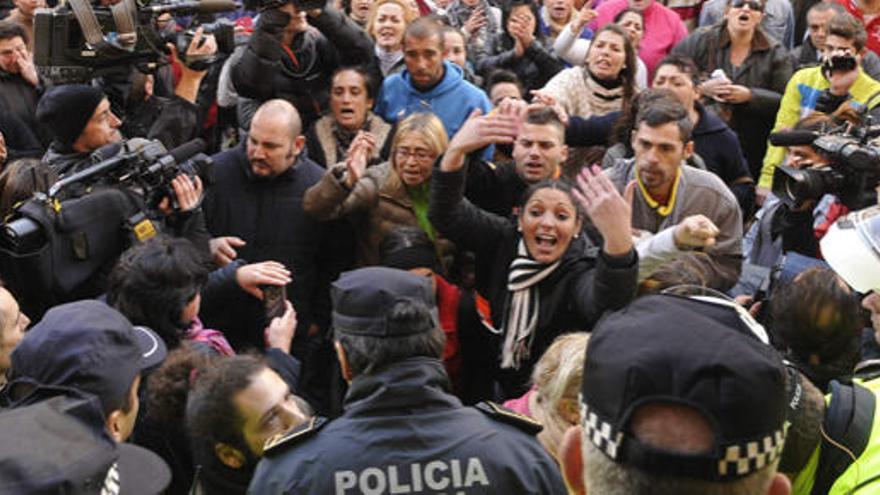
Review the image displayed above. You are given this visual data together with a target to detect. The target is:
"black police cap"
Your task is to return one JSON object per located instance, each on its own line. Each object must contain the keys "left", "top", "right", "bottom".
{"left": 331, "top": 267, "right": 437, "bottom": 337}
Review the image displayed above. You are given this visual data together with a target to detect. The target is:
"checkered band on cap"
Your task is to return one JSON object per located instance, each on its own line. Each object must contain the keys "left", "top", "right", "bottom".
{"left": 717, "top": 429, "right": 786, "bottom": 477}
{"left": 580, "top": 402, "right": 623, "bottom": 460}
{"left": 579, "top": 400, "right": 787, "bottom": 479}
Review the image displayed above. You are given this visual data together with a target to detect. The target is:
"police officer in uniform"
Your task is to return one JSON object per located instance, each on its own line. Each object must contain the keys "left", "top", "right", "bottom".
{"left": 249, "top": 266, "right": 567, "bottom": 494}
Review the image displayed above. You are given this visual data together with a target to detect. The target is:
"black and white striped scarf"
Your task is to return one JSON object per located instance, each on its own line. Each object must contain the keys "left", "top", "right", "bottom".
{"left": 500, "top": 240, "right": 562, "bottom": 369}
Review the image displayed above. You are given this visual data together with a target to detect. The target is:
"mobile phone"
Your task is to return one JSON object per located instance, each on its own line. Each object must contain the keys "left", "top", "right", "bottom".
{"left": 262, "top": 285, "right": 286, "bottom": 320}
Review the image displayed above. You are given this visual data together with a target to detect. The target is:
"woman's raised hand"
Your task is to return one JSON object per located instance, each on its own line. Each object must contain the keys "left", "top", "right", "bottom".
{"left": 573, "top": 165, "right": 634, "bottom": 256}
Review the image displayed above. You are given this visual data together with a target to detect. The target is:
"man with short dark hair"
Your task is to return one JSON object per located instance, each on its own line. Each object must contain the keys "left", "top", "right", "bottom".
{"left": 375, "top": 18, "right": 492, "bottom": 145}
{"left": 250, "top": 267, "right": 567, "bottom": 494}
{"left": 558, "top": 294, "right": 791, "bottom": 495}
{"left": 653, "top": 55, "right": 755, "bottom": 216}
{"left": 463, "top": 105, "right": 575, "bottom": 218}
{"left": 486, "top": 69, "right": 524, "bottom": 107}
{"left": 186, "top": 355, "right": 311, "bottom": 494}
{"left": 0, "top": 22, "right": 43, "bottom": 145}
{"left": 606, "top": 98, "right": 744, "bottom": 288}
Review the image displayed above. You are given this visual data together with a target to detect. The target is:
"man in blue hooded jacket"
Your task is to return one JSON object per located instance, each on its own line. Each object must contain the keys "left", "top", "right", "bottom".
{"left": 375, "top": 18, "right": 492, "bottom": 149}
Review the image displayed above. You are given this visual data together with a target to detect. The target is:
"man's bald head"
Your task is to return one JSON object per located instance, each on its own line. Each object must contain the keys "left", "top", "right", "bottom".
{"left": 247, "top": 99, "right": 307, "bottom": 178}
{"left": 252, "top": 99, "right": 302, "bottom": 141}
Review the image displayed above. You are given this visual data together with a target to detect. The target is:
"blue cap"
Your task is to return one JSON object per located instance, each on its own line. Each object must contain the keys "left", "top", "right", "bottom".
{"left": 7, "top": 300, "right": 167, "bottom": 413}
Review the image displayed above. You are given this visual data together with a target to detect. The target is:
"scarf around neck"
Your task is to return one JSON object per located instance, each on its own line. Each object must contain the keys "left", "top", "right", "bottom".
{"left": 407, "top": 181, "right": 437, "bottom": 241}
{"left": 500, "top": 240, "right": 562, "bottom": 369}
{"left": 582, "top": 69, "right": 626, "bottom": 116}
{"left": 375, "top": 45, "right": 404, "bottom": 76}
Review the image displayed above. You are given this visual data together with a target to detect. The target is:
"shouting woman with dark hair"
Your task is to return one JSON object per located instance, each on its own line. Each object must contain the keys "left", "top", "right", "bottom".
{"left": 429, "top": 108, "right": 638, "bottom": 397}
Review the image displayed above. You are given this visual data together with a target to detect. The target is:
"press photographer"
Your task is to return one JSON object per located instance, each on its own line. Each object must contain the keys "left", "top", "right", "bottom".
{"left": 231, "top": 0, "right": 376, "bottom": 129}
{"left": 760, "top": 12, "right": 880, "bottom": 199}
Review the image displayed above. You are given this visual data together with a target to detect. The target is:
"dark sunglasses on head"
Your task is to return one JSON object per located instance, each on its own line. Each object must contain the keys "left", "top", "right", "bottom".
{"left": 731, "top": 0, "right": 763, "bottom": 11}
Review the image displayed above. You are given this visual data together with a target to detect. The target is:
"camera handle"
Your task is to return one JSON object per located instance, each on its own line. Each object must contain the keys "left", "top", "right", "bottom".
{"left": 67, "top": 0, "right": 139, "bottom": 54}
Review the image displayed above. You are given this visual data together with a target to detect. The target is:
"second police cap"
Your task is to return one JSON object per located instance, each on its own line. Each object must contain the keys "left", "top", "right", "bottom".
{"left": 580, "top": 294, "right": 788, "bottom": 481}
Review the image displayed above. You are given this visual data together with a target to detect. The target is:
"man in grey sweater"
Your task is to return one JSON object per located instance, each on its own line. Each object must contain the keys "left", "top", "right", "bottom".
{"left": 606, "top": 98, "right": 743, "bottom": 290}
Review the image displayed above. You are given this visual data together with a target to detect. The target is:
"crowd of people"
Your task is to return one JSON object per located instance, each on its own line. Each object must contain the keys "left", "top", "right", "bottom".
{"left": 4, "top": 0, "right": 880, "bottom": 491}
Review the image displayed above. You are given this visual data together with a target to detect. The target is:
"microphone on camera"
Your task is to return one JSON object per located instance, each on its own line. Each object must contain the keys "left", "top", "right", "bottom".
{"left": 144, "top": 0, "right": 237, "bottom": 15}
{"left": 168, "top": 138, "right": 206, "bottom": 164}
{"left": 768, "top": 130, "right": 819, "bottom": 147}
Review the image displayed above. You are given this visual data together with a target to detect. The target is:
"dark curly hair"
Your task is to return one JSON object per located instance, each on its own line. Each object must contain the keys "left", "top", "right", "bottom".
{"left": 107, "top": 235, "right": 211, "bottom": 349}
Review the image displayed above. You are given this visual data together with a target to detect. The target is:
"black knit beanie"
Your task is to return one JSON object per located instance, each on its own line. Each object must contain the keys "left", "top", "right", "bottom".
{"left": 36, "top": 84, "right": 107, "bottom": 150}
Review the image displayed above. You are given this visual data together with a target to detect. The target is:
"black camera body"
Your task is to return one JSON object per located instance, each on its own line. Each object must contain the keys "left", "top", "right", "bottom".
{"left": 33, "top": 6, "right": 166, "bottom": 83}
{"left": 773, "top": 128, "right": 880, "bottom": 210}
{"left": 822, "top": 53, "right": 859, "bottom": 77}
{"left": 0, "top": 138, "right": 211, "bottom": 318}
{"left": 33, "top": 0, "right": 237, "bottom": 84}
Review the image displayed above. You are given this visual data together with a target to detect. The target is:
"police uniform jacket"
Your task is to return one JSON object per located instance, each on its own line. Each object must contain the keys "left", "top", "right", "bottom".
{"left": 249, "top": 357, "right": 567, "bottom": 494}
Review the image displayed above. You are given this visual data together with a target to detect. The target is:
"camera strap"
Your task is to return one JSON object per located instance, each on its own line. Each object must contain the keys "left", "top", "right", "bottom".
{"left": 68, "top": 0, "right": 138, "bottom": 53}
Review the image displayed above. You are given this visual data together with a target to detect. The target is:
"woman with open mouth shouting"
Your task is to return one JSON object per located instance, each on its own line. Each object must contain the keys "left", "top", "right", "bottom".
{"left": 304, "top": 112, "right": 456, "bottom": 269}
{"left": 429, "top": 106, "right": 638, "bottom": 398}
{"left": 537, "top": 23, "right": 638, "bottom": 175}
{"left": 671, "top": 0, "right": 792, "bottom": 181}
{"left": 305, "top": 66, "right": 393, "bottom": 168}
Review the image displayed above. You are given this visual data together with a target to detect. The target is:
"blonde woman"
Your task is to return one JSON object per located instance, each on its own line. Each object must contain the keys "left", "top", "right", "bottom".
{"left": 304, "top": 112, "right": 454, "bottom": 267}
{"left": 366, "top": 0, "right": 417, "bottom": 76}
{"left": 504, "top": 332, "right": 590, "bottom": 462}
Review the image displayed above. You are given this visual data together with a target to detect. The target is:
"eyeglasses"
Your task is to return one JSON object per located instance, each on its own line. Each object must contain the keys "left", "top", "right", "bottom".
{"left": 395, "top": 147, "right": 435, "bottom": 163}
{"left": 730, "top": 0, "right": 763, "bottom": 11}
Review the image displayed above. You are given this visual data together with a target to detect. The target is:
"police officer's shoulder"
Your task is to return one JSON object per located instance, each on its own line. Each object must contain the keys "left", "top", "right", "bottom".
{"left": 473, "top": 401, "right": 543, "bottom": 435}
{"left": 262, "top": 416, "right": 329, "bottom": 456}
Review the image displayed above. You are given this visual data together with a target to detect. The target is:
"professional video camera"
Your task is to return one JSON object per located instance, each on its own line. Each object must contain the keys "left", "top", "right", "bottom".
{"left": 33, "top": 0, "right": 237, "bottom": 84}
{"left": 0, "top": 138, "right": 211, "bottom": 318}
{"left": 769, "top": 119, "right": 880, "bottom": 210}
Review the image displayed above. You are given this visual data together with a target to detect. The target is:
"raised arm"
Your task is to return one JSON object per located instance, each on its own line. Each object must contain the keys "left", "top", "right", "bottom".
{"left": 429, "top": 107, "right": 521, "bottom": 253}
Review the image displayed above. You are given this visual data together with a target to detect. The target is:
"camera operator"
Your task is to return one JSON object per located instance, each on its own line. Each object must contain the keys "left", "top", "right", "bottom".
{"left": 759, "top": 12, "right": 880, "bottom": 202}
{"left": 742, "top": 115, "right": 844, "bottom": 272}
{"left": 231, "top": 0, "right": 377, "bottom": 130}
{"left": 36, "top": 28, "right": 219, "bottom": 177}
